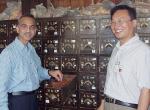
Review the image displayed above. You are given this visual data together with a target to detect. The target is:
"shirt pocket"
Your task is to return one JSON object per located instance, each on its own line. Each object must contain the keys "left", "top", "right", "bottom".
{"left": 12, "top": 61, "right": 27, "bottom": 83}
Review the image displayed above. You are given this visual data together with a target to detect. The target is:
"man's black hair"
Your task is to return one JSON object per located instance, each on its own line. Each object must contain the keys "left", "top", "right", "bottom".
{"left": 110, "top": 5, "right": 136, "bottom": 20}
{"left": 18, "top": 14, "right": 36, "bottom": 24}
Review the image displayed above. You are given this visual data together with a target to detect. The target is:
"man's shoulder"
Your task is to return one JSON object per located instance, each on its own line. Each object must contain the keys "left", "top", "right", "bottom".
{"left": 138, "top": 40, "right": 150, "bottom": 51}
{"left": 1, "top": 41, "right": 16, "bottom": 56}
{"left": 134, "top": 40, "right": 150, "bottom": 57}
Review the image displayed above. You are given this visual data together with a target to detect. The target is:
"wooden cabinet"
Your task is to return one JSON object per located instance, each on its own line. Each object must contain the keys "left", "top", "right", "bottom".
{"left": 0, "top": 15, "right": 113, "bottom": 110}
{"left": 1, "top": 0, "right": 150, "bottom": 110}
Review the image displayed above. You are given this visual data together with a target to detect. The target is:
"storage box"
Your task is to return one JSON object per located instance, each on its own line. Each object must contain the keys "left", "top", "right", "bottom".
{"left": 44, "top": 74, "right": 77, "bottom": 106}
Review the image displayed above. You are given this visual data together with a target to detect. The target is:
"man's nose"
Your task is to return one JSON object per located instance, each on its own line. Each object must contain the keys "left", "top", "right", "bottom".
{"left": 26, "top": 26, "right": 30, "bottom": 32}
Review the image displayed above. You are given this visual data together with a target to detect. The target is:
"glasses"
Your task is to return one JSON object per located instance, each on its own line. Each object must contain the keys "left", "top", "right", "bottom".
{"left": 18, "top": 24, "right": 36, "bottom": 30}
{"left": 111, "top": 19, "right": 132, "bottom": 25}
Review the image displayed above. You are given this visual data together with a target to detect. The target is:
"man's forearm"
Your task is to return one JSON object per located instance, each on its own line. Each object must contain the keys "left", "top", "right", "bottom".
{"left": 97, "top": 99, "right": 104, "bottom": 110}
{"left": 138, "top": 87, "right": 150, "bottom": 110}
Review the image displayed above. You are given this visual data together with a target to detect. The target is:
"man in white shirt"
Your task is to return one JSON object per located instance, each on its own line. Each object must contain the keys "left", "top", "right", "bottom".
{"left": 98, "top": 5, "right": 150, "bottom": 110}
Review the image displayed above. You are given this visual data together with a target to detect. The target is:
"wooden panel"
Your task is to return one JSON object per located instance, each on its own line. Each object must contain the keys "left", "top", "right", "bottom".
{"left": 0, "top": 0, "right": 7, "bottom": 13}
{"left": 70, "top": 0, "right": 84, "bottom": 8}
{"left": 21, "top": 0, "right": 31, "bottom": 14}
{"left": 21, "top": 0, "right": 119, "bottom": 14}
{"left": 112, "top": 0, "right": 122, "bottom": 4}
{"left": 32, "top": 0, "right": 47, "bottom": 7}
{"left": 51, "top": 0, "right": 104, "bottom": 8}
{"left": 94, "top": 0, "right": 104, "bottom": 4}
{"left": 51, "top": 0, "right": 70, "bottom": 8}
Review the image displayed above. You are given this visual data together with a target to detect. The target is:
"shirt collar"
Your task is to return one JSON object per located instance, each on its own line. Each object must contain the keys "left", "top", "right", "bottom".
{"left": 116, "top": 33, "right": 139, "bottom": 49}
{"left": 15, "top": 37, "right": 29, "bottom": 51}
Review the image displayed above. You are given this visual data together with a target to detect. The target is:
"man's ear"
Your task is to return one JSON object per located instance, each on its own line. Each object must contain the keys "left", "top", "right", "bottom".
{"left": 132, "top": 19, "right": 137, "bottom": 28}
{"left": 16, "top": 25, "right": 19, "bottom": 34}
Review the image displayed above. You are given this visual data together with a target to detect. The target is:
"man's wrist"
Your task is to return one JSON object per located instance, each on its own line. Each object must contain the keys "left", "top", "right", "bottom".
{"left": 48, "top": 70, "right": 51, "bottom": 76}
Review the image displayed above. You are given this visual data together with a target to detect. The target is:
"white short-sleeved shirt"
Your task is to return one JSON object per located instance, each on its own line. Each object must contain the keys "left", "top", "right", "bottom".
{"left": 104, "top": 34, "right": 150, "bottom": 104}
